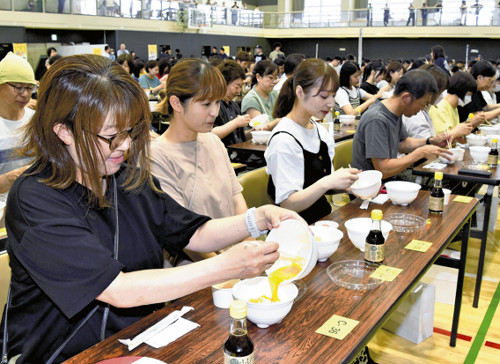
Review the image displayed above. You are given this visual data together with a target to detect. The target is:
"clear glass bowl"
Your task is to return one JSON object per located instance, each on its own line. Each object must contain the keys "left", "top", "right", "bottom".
{"left": 326, "top": 260, "right": 383, "bottom": 290}
{"left": 384, "top": 213, "right": 426, "bottom": 233}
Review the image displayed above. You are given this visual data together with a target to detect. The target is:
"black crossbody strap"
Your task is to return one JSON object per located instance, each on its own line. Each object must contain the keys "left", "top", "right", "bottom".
{"left": 1, "top": 285, "right": 11, "bottom": 364}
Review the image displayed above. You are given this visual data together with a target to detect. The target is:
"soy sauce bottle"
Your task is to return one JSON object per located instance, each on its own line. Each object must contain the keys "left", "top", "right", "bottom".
{"left": 364, "top": 209, "right": 385, "bottom": 266}
{"left": 429, "top": 171, "right": 444, "bottom": 214}
{"left": 224, "top": 300, "right": 254, "bottom": 364}
{"left": 488, "top": 137, "right": 498, "bottom": 167}
{"left": 334, "top": 111, "right": 341, "bottom": 133}
{"left": 355, "top": 107, "right": 362, "bottom": 128}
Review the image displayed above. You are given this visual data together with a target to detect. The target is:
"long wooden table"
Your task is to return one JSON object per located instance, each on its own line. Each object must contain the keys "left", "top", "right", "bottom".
{"left": 64, "top": 191, "right": 477, "bottom": 363}
{"left": 227, "top": 124, "right": 356, "bottom": 156}
{"left": 413, "top": 152, "right": 500, "bottom": 308}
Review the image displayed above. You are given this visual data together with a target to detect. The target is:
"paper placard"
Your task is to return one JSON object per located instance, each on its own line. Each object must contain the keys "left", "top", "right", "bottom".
{"left": 346, "top": 130, "right": 356, "bottom": 133}
{"left": 0, "top": 227, "right": 6, "bottom": 236}
{"left": 453, "top": 196, "right": 473, "bottom": 203}
{"left": 405, "top": 240, "right": 432, "bottom": 253}
{"left": 369, "top": 265, "right": 403, "bottom": 282}
{"left": 316, "top": 315, "right": 359, "bottom": 340}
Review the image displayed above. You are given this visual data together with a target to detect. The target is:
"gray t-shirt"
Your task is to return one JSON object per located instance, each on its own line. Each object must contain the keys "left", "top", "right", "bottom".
{"left": 352, "top": 101, "right": 408, "bottom": 171}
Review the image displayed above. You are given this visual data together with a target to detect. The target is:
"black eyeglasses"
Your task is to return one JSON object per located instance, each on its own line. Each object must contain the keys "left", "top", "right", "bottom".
{"left": 95, "top": 124, "right": 143, "bottom": 150}
{"left": 7, "top": 82, "right": 37, "bottom": 94}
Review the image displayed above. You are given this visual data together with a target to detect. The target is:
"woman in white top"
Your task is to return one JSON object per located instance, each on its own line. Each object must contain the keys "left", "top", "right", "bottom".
{"left": 265, "top": 58, "right": 359, "bottom": 224}
{"left": 150, "top": 59, "right": 248, "bottom": 260}
{"left": 333, "top": 61, "right": 382, "bottom": 116}
{"left": 377, "top": 60, "right": 404, "bottom": 99}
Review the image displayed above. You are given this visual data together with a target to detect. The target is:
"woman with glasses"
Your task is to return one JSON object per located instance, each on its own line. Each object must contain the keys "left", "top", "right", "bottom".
{"left": 0, "top": 52, "right": 37, "bottom": 196}
{"left": 1, "top": 54, "right": 301, "bottom": 363}
{"left": 150, "top": 59, "right": 249, "bottom": 261}
{"left": 241, "top": 59, "right": 280, "bottom": 130}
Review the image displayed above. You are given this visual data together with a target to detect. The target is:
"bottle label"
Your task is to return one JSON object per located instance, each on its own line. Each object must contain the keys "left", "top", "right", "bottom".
{"left": 364, "top": 243, "right": 385, "bottom": 263}
{"left": 429, "top": 196, "right": 444, "bottom": 212}
{"left": 488, "top": 155, "right": 498, "bottom": 166}
{"left": 224, "top": 353, "right": 255, "bottom": 364}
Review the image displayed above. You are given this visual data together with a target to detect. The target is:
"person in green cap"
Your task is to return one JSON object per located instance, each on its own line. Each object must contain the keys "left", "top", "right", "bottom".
{"left": 0, "top": 52, "right": 37, "bottom": 196}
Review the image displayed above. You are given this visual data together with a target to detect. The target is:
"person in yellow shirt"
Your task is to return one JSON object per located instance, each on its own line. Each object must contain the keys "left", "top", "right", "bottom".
{"left": 430, "top": 71, "right": 481, "bottom": 140}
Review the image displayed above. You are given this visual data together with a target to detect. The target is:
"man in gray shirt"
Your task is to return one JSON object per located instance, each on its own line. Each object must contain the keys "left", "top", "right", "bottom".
{"left": 352, "top": 70, "right": 450, "bottom": 179}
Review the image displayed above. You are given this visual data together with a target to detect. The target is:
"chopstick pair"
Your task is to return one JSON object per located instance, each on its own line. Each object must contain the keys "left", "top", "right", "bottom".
{"left": 444, "top": 129, "right": 452, "bottom": 150}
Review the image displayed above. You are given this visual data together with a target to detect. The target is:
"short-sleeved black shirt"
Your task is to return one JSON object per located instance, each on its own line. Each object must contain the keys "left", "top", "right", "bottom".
{"left": 215, "top": 99, "right": 246, "bottom": 146}
{"left": 458, "top": 91, "right": 487, "bottom": 122}
{"left": 0, "top": 164, "right": 210, "bottom": 363}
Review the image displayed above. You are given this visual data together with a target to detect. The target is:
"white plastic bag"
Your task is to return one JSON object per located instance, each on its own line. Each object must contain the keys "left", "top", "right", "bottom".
{"left": 382, "top": 283, "right": 435, "bottom": 344}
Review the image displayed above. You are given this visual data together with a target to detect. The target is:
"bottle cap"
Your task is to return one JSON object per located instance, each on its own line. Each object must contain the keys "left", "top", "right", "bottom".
{"left": 435, "top": 171, "right": 443, "bottom": 180}
{"left": 230, "top": 300, "right": 247, "bottom": 319}
{"left": 371, "top": 209, "right": 383, "bottom": 220}
{"left": 335, "top": 111, "right": 340, "bottom": 116}
{"left": 468, "top": 113, "right": 474, "bottom": 120}
{"left": 493, "top": 138, "right": 498, "bottom": 143}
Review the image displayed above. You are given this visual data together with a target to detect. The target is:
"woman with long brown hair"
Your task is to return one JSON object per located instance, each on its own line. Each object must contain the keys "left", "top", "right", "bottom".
{"left": 1, "top": 54, "right": 300, "bottom": 363}
{"left": 265, "top": 58, "right": 359, "bottom": 224}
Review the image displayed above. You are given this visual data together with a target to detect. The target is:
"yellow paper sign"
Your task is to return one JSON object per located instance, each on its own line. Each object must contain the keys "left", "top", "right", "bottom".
{"left": 316, "top": 315, "right": 359, "bottom": 340}
{"left": 93, "top": 48, "right": 102, "bottom": 55}
{"left": 346, "top": 130, "right": 356, "bottom": 133}
{"left": 453, "top": 196, "right": 473, "bottom": 203}
{"left": 405, "top": 240, "right": 432, "bottom": 252}
{"left": 369, "top": 265, "right": 403, "bottom": 282}
{"left": 0, "top": 227, "right": 6, "bottom": 236}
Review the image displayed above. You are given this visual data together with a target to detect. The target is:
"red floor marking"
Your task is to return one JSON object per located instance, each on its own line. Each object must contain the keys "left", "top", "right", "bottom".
{"left": 484, "top": 341, "right": 500, "bottom": 350}
{"left": 433, "top": 327, "right": 473, "bottom": 342}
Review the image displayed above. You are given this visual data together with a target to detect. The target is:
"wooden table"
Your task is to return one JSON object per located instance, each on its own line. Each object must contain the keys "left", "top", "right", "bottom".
{"left": 65, "top": 191, "right": 477, "bottom": 364}
{"left": 413, "top": 152, "right": 500, "bottom": 308}
{"left": 227, "top": 124, "right": 356, "bottom": 156}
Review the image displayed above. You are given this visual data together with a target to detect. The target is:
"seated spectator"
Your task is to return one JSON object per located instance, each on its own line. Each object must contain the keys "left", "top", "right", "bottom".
{"left": 241, "top": 59, "right": 280, "bottom": 129}
{"left": 403, "top": 63, "right": 452, "bottom": 139}
{"left": 1, "top": 54, "right": 296, "bottom": 363}
{"left": 212, "top": 60, "right": 251, "bottom": 146}
{"left": 139, "top": 60, "right": 164, "bottom": 95}
{"left": 0, "top": 53, "right": 36, "bottom": 196}
{"left": 360, "top": 60, "right": 386, "bottom": 95}
{"left": 265, "top": 58, "right": 359, "bottom": 224}
{"left": 377, "top": 60, "right": 404, "bottom": 98}
{"left": 352, "top": 70, "right": 450, "bottom": 180}
{"left": 274, "top": 53, "right": 305, "bottom": 94}
{"left": 430, "top": 71, "right": 480, "bottom": 137}
{"left": 333, "top": 61, "right": 382, "bottom": 116}
{"left": 150, "top": 59, "right": 249, "bottom": 260}
{"left": 461, "top": 60, "right": 500, "bottom": 122}
{"left": 116, "top": 54, "right": 137, "bottom": 81}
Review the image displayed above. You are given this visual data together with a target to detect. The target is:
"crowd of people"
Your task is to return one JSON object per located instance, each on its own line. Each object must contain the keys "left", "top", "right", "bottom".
{"left": 2, "top": 40, "right": 500, "bottom": 363}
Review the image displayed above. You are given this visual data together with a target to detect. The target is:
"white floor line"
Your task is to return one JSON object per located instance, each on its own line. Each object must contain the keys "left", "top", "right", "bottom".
{"left": 464, "top": 272, "right": 499, "bottom": 283}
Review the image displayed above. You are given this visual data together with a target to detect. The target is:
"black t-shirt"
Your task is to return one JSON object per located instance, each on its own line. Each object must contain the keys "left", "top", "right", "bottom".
{"left": 360, "top": 81, "right": 379, "bottom": 95}
{"left": 1, "top": 165, "right": 210, "bottom": 363}
{"left": 458, "top": 91, "right": 487, "bottom": 122}
{"left": 215, "top": 100, "right": 246, "bottom": 146}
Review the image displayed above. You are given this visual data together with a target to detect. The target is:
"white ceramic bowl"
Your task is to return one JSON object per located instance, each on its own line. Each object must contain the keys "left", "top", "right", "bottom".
{"left": 310, "top": 226, "right": 343, "bottom": 262}
{"left": 249, "top": 114, "right": 269, "bottom": 128}
{"left": 479, "top": 126, "right": 499, "bottom": 136}
{"left": 344, "top": 218, "right": 393, "bottom": 252}
{"left": 350, "top": 170, "right": 382, "bottom": 200}
{"left": 486, "top": 134, "right": 500, "bottom": 147}
{"left": 466, "top": 134, "right": 487, "bottom": 147}
{"left": 232, "top": 277, "right": 298, "bottom": 328}
{"left": 211, "top": 279, "right": 240, "bottom": 309}
{"left": 251, "top": 131, "right": 272, "bottom": 144}
{"left": 385, "top": 181, "right": 421, "bottom": 206}
{"left": 469, "top": 146, "right": 490, "bottom": 163}
{"left": 314, "top": 220, "right": 339, "bottom": 229}
{"left": 439, "top": 148, "right": 460, "bottom": 164}
{"left": 265, "top": 219, "right": 317, "bottom": 283}
{"left": 339, "top": 114, "right": 356, "bottom": 125}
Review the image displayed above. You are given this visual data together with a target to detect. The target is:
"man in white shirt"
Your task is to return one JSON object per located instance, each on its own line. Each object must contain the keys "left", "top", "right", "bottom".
{"left": 0, "top": 52, "right": 36, "bottom": 195}
{"left": 117, "top": 43, "right": 129, "bottom": 57}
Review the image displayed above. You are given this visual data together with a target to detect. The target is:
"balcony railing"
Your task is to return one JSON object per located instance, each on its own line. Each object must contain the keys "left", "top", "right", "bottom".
{"left": 2, "top": 1, "right": 500, "bottom": 28}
